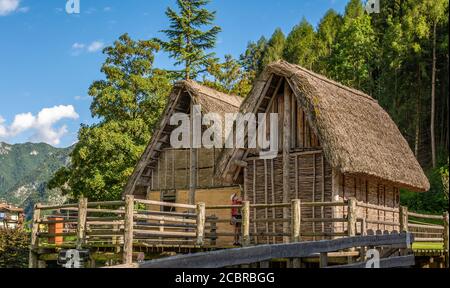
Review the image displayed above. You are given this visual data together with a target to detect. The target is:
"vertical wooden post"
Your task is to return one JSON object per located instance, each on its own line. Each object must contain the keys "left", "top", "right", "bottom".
{"left": 123, "top": 195, "right": 134, "bottom": 265}
{"left": 196, "top": 202, "right": 206, "bottom": 246}
{"left": 283, "top": 81, "right": 291, "bottom": 243}
{"left": 242, "top": 201, "right": 250, "bottom": 246}
{"left": 76, "top": 198, "right": 88, "bottom": 249}
{"left": 347, "top": 198, "right": 357, "bottom": 237}
{"left": 399, "top": 206, "right": 409, "bottom": 233}
{"left": 189, "top": 101, "right": 199, "bottom": 206}
{"left": 29, "top": 205, "right": 41, "bottom": 268}
{"left": 291, "top": 199, "right": 301, "bottom": 243}
{"left": 443, "top": 212, "right": 449, "bottom": 268}
{"left": 319, "top": 252, "right": 328, "bottom": 268}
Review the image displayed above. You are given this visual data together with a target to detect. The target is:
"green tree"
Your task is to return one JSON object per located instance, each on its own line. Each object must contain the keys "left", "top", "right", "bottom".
{"left": 240, "top": 36, "right": 267, "bottom": 78}
{"left": 261, "top": 28, "right": 286, "bottom": 70}
{"left": 315, "top": 9, "right": 342, "bottom": 75}
{"left": 204, "top": 55, "right": 251, "bottom": 96}
{"left": 283, "top": 18, "right": 317, "bottom": 69}
{"left": 157, "top": 0, "right": 221, "bottom": 80}
{"left": 328, "top": 0, "right": 377, "bottom": 93}
{"left": 49, "top": 34, "right": 172, "bottom": 201}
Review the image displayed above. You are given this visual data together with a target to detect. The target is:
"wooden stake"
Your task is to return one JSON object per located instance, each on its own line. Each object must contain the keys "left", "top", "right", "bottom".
{"left": 242, "top": 201, "right": 251, "bottom": 246}
{"left": 291, "top": 199, "right": 301, "bottom": 243}
{"left": 196, "top": 202, "right": 206, "bottom": 246}
{"left": 123, "top": 195, "right": 134, "bottom": 264}
{"left": 28, "top": 205, "right": 41, "bottom": 268}
{"left": 347, "top": 198, "right": 356, "bottom": 237}
{"left": 443, "top": 212, "right": 449, "bottom": 268}
{"left": 283, "top": 80, "right": 291, "bottom": 243}
{"left": 76, "top": 198, "right": 88, "bottom": 249}
{"left": 399, "top": 206, "right": 408, "bottom": 233}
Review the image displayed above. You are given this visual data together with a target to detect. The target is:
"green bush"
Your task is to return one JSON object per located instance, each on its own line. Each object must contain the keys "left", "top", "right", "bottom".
{"left": 0, "top": 228, "right": 30, "bottom": 268}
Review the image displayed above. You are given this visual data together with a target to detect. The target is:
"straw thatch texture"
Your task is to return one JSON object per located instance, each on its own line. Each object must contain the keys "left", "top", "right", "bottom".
{"left": 217, "top": 61, "right": 429, "bottom": 192}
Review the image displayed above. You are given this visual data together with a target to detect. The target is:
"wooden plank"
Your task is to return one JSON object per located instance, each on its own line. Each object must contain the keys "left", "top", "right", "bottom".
{"left": 328, "top": 255, "right": 415, "bottom": 269}
{"left": 196, "top": 202, "right": 206, "bottom": 246}
{"left": 76, "top": 198, "right": 88, "bottom": 249}
{"left": 123, "top": 195, "right": 134, "bottom": 265}
{"left": 189, "top": 100, "right": 198, "bottom": 205}
{"left": 138, "top": 233, "right": 414, "bottom": 268}
{"left": 271, "top": 159, "right": 276, "bottom": 244}
{"left": 313, "top": 153, "right": 316, "bottom": 240}
{"left": 291, "top": 199, "right": 301, "bottom": 242}
{"left": 408, "top": 212, "right": 444, "bottom": 220}
{"left": 321, "top": 154, "right": 325, "bottom": 234}
{"left": 319, "top": 252, "right": 328, "bottom": 268}
{"left": 347, "top": 198, "right": 357, "bottom": 237}
{"left": 400, "top": 206, "right": 408, "bottom": 232}
{"left": 282, "top": 81, "right": 291, "bottom": 243}
{"left": 242, "top": 201, "right": 250, "bottom": 246}
{"left": 134, "top": 199, "right": 195, "bottom": 210}
{"left": 28, "top": 205, "right": 41, "bottom": 268}
{"left": 134, "top": 214, "right": 196, "bottom": 224}
{"left": 444, "top": 212, "right": 449, "bottom": 268}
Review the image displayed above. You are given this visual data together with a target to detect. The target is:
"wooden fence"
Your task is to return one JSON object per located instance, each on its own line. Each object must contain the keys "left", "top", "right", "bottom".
{"left": 113, "top": 233, "right": 415, "bottom": 268}
{"left": 29, "top": 197, "right": 449, "bottom": 268}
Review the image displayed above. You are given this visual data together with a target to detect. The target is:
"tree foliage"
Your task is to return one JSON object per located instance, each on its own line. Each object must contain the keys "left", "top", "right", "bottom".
{"left": 156, "top": 0, "right": 221, "bottom": 80}
{"left": 0, "top": 228, "right": 29, "bottom": 268}
{"left": 49, "top": 34, "right": 172, "bottom": 201}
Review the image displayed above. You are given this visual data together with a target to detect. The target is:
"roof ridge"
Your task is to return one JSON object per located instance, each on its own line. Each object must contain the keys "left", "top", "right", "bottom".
{"left": 178, "top": 80, "right": 242, "bottom": 108}
{"left": 275, "top": 61, "right": 377, "bottom": 103}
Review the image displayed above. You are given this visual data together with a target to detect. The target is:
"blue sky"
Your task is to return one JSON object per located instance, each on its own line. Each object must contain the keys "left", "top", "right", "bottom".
{"left": 0, "top": 0, "right": 347, "bottom": 148}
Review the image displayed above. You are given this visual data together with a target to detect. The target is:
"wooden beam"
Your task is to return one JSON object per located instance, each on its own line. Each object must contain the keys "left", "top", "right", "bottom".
{"left": 291, "top": 199, "right": 301, "bottom": 242}
{"left": 282, "top": 80, "right": 291, "bottom": 243}
{"left": 123, "top": 195, "right": 134, "bottom": 265}
{"left": 189, "top": 100, "right": 198, "bottom": 206}
{"left": 28, "top": 205, "right": 41, "bottom": 268}
{"left": 196, "top": 202, "right": 206, "bottom": 246}
{"left": 444, "top": 212, "right": 449, "bottom": 268}
{"left": 76, "top": 198, "right": 88, "bottom": 249}
{"left": 242, "top": 201, "right": 251, "bottom": 246}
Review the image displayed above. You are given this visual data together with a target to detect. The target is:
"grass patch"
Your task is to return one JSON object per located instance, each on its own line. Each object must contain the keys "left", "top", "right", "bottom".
{"left": 412, "top": 242, "right": 444, "bottom": 250}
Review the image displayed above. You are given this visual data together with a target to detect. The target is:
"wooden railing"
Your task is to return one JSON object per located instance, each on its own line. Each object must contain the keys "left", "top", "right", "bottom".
{"left": 117, "top": 233, "right": 415, "bottom": 268}
{"left": 29, "top": 197, "right": 449, "bottom": 268}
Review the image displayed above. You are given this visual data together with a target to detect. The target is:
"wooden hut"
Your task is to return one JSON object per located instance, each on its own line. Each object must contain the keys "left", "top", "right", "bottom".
{"left": 123, "top": 80, "right": 243, "bottom": 244}
{"left": 215, "top": 60, "right": 430, "bottom": 242}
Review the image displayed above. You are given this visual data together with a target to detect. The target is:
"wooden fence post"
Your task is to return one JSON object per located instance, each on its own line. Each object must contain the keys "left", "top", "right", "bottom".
{"left": 123, "top": 195, "right": 134, "bottom": 265}
{"left": 28, "top": 204, "right": 41, "bottom": 268}
{"left": 347, "top": 198, "right": 356, "bottom": 237}
{"left": 443, "top": 212, "right": 449, "bottom": 268}
{"left": 242, "top": 201, "right": 250, "bottom": 246}
{"left": 399, "top": 206, "right": 408, "bottom": 232}
{"left": 76, "top": 198, "right": 88, "bottom": 249}
{"left": 196, "top": 202, "right": 206, "bottom": 246}
{"left": 291, "top": 199, "right": 301, "bottom": 243}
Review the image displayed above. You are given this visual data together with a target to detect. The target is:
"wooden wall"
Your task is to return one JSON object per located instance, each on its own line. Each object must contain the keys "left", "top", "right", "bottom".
{"left": 266, "top": 86, "right": 320, "bottom": 151}
{"left": 148, "top": 148, "right": 231, "bottom": 191}
{"left": 244, "top": 151, "right": 333, "bottom": 243}
{"left": 333, "top": 172, "right": 401, "bottom": 234}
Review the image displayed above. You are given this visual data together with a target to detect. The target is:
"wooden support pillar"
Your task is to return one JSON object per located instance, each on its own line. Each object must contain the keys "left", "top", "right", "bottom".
{"left": 29, "top": 205, "right": 41, "bottom": 268}
{"left": 347, "top": 198, "right": 357, "bottom": 237}
{"left": 196, "top": 202, "right": 206, "bottom": 246}
{"left": 242, "top": 201, "right": 250, "bottom": 246}
{"left": 282, "top": 80, "right": 291, "bottom": 243}
{"left": 291, "top": 199, "right": 301, "bottom": 243}
{"left": 123, "top": 195, "right": 134, "bottom": 265}
{"left": 76, "top": 198, "right": 88, "bottom": 249}
{"left": 319, "top": 252, "right": 328, "bottom": 268}
{"left": 189, "top": 101, "right": 199, "bottom": 206}
{"left": 399, "top": 206, "right": 409, "bottom": 233}
{"left": 443, "top": 212, "right": 449, "bottom": 268}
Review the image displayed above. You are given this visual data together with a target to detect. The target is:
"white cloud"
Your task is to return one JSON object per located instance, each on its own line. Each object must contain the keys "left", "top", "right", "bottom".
{"left": 0, "top": 105, "right": 79, "bottom": 146}
{"left": 87, "top": 41, "right": 104, "bottom": 53}
{"left": 71, "top": 41, "right": 104, "bottom": 55}
{"left": 0, "top": 0, "right": 19, "bottom": 16}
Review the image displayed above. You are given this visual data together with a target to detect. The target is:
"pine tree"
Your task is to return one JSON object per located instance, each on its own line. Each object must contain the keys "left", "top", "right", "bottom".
{"left": 315, "top": 9, "right": 342, "bottom": 75}
{"left": 240, "top": 36, "right": 267, "bottom": 76}
{"left": 260, "top": 28, "right": 286, "bottom": 70}
{"left": 283, "top": 18, "right": 317, "bottom": 70}
{"left": 157, "top": 0, "right": 221, "bottom": 80}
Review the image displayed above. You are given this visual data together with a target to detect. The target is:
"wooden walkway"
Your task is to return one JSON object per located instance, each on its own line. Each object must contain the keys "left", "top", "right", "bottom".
{"left": 29, "top": 197, "right": 449, "bottom": 268}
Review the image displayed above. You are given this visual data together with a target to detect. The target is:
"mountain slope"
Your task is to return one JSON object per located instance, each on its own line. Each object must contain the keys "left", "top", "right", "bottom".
{"left": 0, "top": 142, "right": 72, "bottom": 217}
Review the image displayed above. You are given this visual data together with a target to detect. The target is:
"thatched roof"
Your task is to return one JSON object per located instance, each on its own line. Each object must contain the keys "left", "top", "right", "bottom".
{"left": 123, "top": 80, "right": 242, "bottom": 196}
{"left": 216, "top": 60, "right": 429, "bottom": 192}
